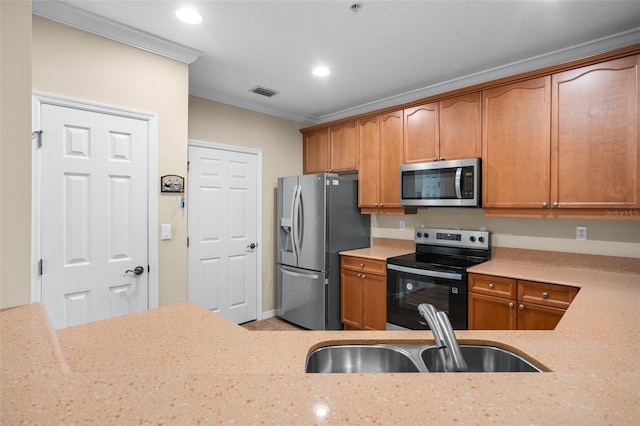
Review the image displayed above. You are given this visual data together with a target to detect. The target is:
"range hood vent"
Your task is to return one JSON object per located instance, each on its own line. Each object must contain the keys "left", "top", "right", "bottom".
{"left": 249, "top": 85, "right": 279, "bottom": 97}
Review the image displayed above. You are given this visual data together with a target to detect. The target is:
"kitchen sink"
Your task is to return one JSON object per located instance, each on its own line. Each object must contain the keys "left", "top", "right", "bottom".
{"left": 305, "top": 345, "right": 422, "bottom": 373}
{"left": 421, "top": 344, "right": 543, "bottom": 372}
{"left": 305, "top": 344, "right": 544, "bottom": 373}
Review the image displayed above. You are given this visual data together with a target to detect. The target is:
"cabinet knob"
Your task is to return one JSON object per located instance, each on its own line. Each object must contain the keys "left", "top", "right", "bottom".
{"left": 362, "top": 274, "right": 366, "bottom": 278}
{"left": 542, "top": 292, "right": 549, "bottom": 299}
{"left": 374, "top": 203, "right": 378, "bottom": 207}
{"left": 360, "top": 263, "right": 364, "bottom": 267}
{"left": 357, "top": 273, "right": 361, "bottom": 278}
{"left": 380, "top": 203, "right": 383, "bottom": 207}
{"left": 488, "top": 283, "right": 494, "bottom": 289}
{"left": 433, "top": 157, "right": 438, "bottom": 161}
{"left": 519, "top": 304, "right": 525, "bottom": 310}
{"left": 552, "top": 202, "right": 559, "bottom": 208}
{"left": 508, "top": 302, "right": 514, "bottom": 309}
{"left": 439, "top": 157, "right": 445, "bottom": 161}
{"left": 542, "top": 202, "right": 548, "bottom": 207}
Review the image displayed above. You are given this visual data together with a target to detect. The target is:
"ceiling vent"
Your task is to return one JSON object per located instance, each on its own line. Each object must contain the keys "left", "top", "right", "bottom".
{"left": 249, "top": 85, "right": 279, "bottom": 98}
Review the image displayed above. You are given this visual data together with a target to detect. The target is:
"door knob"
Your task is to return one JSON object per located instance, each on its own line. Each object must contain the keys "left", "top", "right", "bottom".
{"left": 125, "top": 266, "right": 144, "bottom": 276}
{"left": 247, "top": 243, "right": 258, "bottom": 249}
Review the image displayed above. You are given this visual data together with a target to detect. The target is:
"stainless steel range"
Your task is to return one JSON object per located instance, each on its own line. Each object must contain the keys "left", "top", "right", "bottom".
{"left": 386, "top": 227, "right": 491, "bottom": 330}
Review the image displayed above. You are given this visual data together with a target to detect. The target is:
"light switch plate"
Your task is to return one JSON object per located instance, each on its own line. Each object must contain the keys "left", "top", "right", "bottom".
{"left": 161, "top": 224, "right": 172, "bottom": 240}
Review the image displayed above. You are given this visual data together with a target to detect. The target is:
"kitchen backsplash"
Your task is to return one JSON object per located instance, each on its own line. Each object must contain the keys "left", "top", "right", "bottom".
{"left": 371, "top": 208, "right": 640, "bottom": 260}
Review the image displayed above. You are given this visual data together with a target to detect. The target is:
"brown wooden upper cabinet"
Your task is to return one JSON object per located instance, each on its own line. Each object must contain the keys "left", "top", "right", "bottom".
{"left": 302, "top": 121, "right": 358, "bottom": 174}
{"left": 404, "top": 92, "right": 482, "bottom": 164}
{"left": 551, "top": 55, "right": 639, "bottom": 209}
{"left": 358, "top": 111, "right": 414, "bottom": 214}
{"left": 482, "top": 77, "right": 552, "bottom": 209}
{"left": 483, "top": 54, "right": 640, "bottom": 213}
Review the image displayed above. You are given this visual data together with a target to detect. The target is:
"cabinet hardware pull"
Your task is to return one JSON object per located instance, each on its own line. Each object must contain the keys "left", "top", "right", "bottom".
{"left": 433, "top": 157, "right": 438, "bottom": 161}
{"left": 508, "top": 302, "right": 514, "bottom": 308}
{"left": 439, "top": 157, "right": 445, "bottom": 161}
{"left": 362, "top": 274, "right": 366, "bottom": 278}
{"left": 552, "top": 202, "right": 559, "bottom": 208}
{"left": 519, "top": 304, "right": 525, "bottom": 310}
{"left": 357, "top": 273, "right": 361, "bottom": 278}
{"left": 360, "top": 263, "right": 364, "bottom": 267}
{"left": 542, "top": 202, "right": 548, "bottom": 207}
{"left": 488, "top": 283, "right": 494, "bottom": 289}
{"left": 542, "top": 292, "right": 549, "bottom": 299}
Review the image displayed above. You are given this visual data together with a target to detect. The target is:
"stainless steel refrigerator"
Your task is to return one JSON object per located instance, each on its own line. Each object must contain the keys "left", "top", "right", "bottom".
{"left": 276, "top": 173, "right": 370, "bottom": 330}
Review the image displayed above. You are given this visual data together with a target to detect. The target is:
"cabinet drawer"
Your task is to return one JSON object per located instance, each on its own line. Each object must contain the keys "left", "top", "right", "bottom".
{"left": 518, "top": 280, "right": 578, "bottom": 309}
{"left": 341, "top": 256, "right": 386, "bottom": 276}
{"left": 469, "top": 273, "right": 516, "bottom": 299}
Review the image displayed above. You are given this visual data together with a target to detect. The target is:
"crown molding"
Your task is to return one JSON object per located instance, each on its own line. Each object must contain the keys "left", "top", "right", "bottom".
{"left": 315, "top": 27, "right": 640, "bottom": 124}
{"left": 189, "top": 87, "right": 317, "bottom": 125}
{"left": 32, "top": 0, "right": 202, "bottom": 64}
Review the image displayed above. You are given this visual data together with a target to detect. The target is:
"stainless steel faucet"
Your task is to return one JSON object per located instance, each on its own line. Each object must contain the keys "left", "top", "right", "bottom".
{"left": 418, "top": 304, "right": 467, "bottom": 372}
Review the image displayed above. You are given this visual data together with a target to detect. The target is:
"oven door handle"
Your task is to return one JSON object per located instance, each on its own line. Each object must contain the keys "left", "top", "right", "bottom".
{"left": 387, "top": 264, "right": 463, "bottom": 281}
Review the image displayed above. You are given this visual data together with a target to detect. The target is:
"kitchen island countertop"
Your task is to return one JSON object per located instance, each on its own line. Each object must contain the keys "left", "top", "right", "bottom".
{"left": 1, "top": 259, "right": 639, "bottom": 424}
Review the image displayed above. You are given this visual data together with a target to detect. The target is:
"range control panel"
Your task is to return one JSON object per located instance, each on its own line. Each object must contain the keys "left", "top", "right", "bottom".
{"left": 414, "top": 227, "right": 490, "bottom": 250}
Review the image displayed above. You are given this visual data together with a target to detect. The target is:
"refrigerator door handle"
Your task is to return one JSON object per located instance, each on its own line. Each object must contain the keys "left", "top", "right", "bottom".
{"left": 291, "top": 184, "right": 302, "bottom": 259}
{"left": 282, "top": 268, "right": 319, "bottom": 280}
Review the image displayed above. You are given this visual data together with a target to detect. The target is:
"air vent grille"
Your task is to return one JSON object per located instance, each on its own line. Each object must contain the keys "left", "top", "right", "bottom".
{"left": 249, "top": 85, "right": 279, "bottom": 97}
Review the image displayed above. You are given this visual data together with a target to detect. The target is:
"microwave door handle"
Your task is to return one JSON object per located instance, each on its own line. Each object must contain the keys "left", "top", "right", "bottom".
{"left": 455, "top": 167, "right": 463, "bottom": 199}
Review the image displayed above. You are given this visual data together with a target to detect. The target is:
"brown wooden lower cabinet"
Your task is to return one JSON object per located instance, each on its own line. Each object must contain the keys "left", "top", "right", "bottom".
{"left": 468, "top": 292, "right": 517, "bottom": 330}
{"left": 340, "top": 256, "right": 387, "bottom": 330}
{"left": 468, "top": 273, "right": 578, "bottom": 330}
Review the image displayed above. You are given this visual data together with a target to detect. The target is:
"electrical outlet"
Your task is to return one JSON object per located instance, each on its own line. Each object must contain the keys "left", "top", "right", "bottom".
{"left": 399, "top": 220, "right": 405, "bottom": 231}
{"left": 576, "top": 226, "right": 587, "bottom": 240}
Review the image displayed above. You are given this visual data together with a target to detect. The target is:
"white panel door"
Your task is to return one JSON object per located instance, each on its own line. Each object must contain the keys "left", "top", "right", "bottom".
{"left": 188, "top": 144, "right": 258, "bottom": 324}
{"left": 40, "top": 103, "right": 149, "bottom": 329}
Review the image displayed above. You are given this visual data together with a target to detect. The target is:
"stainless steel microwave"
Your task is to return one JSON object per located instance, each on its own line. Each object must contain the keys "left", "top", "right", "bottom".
{"left": 400, "top": 158, "right": 481, "bottom": 207}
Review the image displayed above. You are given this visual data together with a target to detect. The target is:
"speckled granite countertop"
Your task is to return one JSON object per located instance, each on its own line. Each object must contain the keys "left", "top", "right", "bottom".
{"left": 2, "top": 259, "right": 639, "bottom": 424}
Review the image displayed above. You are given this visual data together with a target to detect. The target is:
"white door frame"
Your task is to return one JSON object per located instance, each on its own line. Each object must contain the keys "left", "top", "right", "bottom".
{"left": 31, "top": 92, "right": 159, "bottom": 309}
{"left": 187, "top": 139, "right": 263, "bottom": 321}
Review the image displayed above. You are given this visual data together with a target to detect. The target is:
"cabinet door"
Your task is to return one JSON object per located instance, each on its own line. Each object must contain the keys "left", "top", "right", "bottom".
{"left": 303, "top": 128, "right": 329, "bottom": 174}
{"left": 404, "top": 103, "right": 439, "bottom": 163}
{"left": 482, "top": 77, "right": 552, "bottom": 208}
{"left": 440, "top": 92, "right": 482, "bottom": 160}
{"left": 329, "top": 121, "right": 358, "bottom": 172}
{"left": 468, "top": 292, "right": 516, "bottom": 330}
{"left": 517, "top": 302, "right": 565, "bottom": 330}
{"left": 341, "top": 269, "right": 363, "bottom": 329}
{"left": 357, "top": 116, "right": 380, "bottom": 208}
{"left": 379, "top": 110, "right": 404, "bottom": 208}
{"left": 362, "top": 274, "right": 387, "bottom": 330}
{"left": 551, "top": 55, "right": 640, "bottom": 209}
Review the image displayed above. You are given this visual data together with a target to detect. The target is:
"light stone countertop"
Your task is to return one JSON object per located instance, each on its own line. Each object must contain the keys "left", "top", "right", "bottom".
{"left": 1, "top": 258, "right": 639, "bottom": 424}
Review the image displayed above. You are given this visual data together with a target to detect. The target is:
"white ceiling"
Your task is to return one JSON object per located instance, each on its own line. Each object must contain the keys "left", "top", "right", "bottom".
{"left": 34, "top": 1, "right": 640, "bottom": 124}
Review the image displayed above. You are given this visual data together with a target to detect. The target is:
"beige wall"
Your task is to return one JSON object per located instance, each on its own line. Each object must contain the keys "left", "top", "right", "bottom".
{"left": 0, "top": 1, "right": 32, "bottom": 308}
{"left": 188, "top": 96, "right": 304, "bottom": 313}
{"left": 373, "top": 209, "right": 640, "bottom": 258}
{"left": 31, "top": 17, "right": 190, "bottom": 307}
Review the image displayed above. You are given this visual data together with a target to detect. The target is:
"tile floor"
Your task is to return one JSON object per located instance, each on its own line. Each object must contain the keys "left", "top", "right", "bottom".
{"left": 240, "top": 316, "right": 305, "bottom": 331}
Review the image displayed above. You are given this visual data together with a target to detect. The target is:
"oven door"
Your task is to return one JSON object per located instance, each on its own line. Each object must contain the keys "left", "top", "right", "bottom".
{"left": 386, "top": 264, "right": 468, "bottom": 330}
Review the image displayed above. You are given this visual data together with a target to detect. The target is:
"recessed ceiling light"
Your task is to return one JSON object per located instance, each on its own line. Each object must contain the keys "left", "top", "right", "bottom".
{"left": 176, "top": 8, "right": 203, "bottom": 25}
{"left": 312, "top": 66, "right": 331, "bottom": 77}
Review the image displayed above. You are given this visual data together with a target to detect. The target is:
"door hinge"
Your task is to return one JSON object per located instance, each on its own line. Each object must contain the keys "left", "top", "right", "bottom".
{"left": 32, "top": 130, "right": 43, "bottom": 148}
{"left": 187, "top": 237, "right": 190, "bottom": 248}
{"left": 38, "top": 259, "right": 43, "bottom": 276}
{"left": 187, "top": 161, "right": 190, "bottom": 172}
